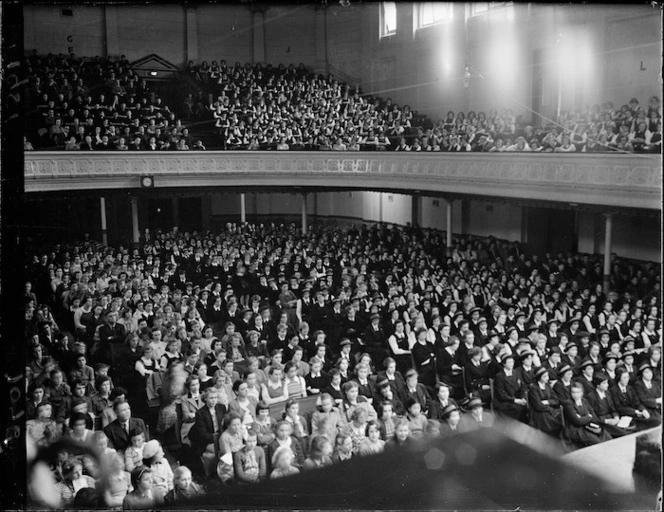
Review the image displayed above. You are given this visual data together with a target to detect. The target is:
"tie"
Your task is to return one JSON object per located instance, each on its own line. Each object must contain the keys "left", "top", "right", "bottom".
{"left": 124, "top": 422, "right": 129, "bottom": 434}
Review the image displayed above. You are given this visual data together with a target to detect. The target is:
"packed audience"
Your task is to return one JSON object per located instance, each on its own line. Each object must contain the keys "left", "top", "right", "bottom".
{"left": 25, "top": 222, "right": 661, "bottom": 508}
{"left": 23, "top": 52, "right": 204, "bottom": 151}
{"left": 23, "top": 50, "right": 661, "bottom": 155}
{"left": 188, "top": 58, "right": 661, "bottom": 153}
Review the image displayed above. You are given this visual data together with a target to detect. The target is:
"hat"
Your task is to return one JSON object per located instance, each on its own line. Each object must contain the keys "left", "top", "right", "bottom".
{"left": 466, "top": 397, "right": 483, "bottom": 410}
{"left": 478, "top": 317, "right": 488, "bottom": 324}
{"left": 441, "top": 404, "right": 460, "bottom": 418}
{"left": 405, "top": 369, "right": 418, "bottom": 379}
{"left": 550, "top": 347, "right": 562, "bottom": 355}
{"left": 515, "top": 311, "right": 527, "bottom": 320}
{"left": 520, "top": 349, "right": 535, "bottom": 359}
{"left": 501, "top": 354, "right": 515, "bottom": 364}
{"left": 488, "top": 330, "right": 500, "bottom": 339}
{"left": 470, "top": 307, "right": 482, "bottom": 316}
{"left": 453, "top": 311, "right": 465, "bottom": 320}
{"left": 576, "top": 331, "right": 591, "bottom": 339}
{"left": 598, "top": 328, "right": 610, "bottom": 337}
{"left": 142, "top": 439, "right": 160, "bottom": 459}
{"left": 558, "top": 364, "right": 573, "bottom": 376}
{"left": 621, "top": 350, "right": 636, "bottom": 359}
{"left": 547, "top": 318, "right": 559, "bottom": 326}
{"left": 565, "top": 342, "right": 578, "bottom": 352}
{"left": 638, "top": 362, "right": 652, "bottom": 374}
{"left": 371, "top": 313, "right": 381, "bottom": 321}
{"left": 579, "top": 358, "right": 595, "bottom": 370}
{"left": 376, "top": 378, "right": 390, "bottom": 389}
{"left": 604, "top": 353, "right": 620, "bottom": 363}
{"left": 340, "top": 338, "right": 352, "bottom": 348}
{"left": 506, "top": 326, "right": 518, "bottom": 336}
{"left": 534, "top": 366, "right": 549, "bottom": 380}
{"left": 593, "top": 372, "right": 610, "bottom": 386}
{"left": 622, "top": 335, "right": 635, "bottom": 344}
{"left": 527, "top": 323, "right": 539, "bottom": 332}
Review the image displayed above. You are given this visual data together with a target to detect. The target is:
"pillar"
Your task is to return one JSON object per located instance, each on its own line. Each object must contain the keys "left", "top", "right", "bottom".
{"left": 603, "top": 213, "right": 613, "bottom": 294}
{"left": 446, "top": 199, "right": 453, "bottom": 256}
{"left": 100, "top": 196, "right": 108, "bottom": 245}
{"left": 301, "top": 193, "right": 308, "bottom": 234}
{"left": 130, "top": 196, "right": 140, "bottom": 246}
{"left": 240, "top": 193, "right": 247, "bottom": 224}
{"left": 172, "top": 197, "right": 180, "bottom": 228}
{"left": 411, "top": 193, "right": 421, "bottom": 226}
{"left": 185, "top": 7, "right": 199, "bottom": 63}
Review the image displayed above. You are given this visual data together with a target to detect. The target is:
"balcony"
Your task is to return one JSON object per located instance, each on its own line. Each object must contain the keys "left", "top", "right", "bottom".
{"left": 24, "top": 151, "right": 661, "bottom": 210}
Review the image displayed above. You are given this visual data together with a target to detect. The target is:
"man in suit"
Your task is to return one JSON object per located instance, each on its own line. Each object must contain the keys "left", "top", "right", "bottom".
{"left": 98, "top": 310, "right": 126, "bottom": 365}
{"left": 189, "top": 387, "right": 228, "bottom": 476}
{"left": 103, "top": 398, "right": 147, "bottom": 452}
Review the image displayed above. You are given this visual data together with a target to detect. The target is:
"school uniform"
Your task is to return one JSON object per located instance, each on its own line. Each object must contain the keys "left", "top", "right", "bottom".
{"left": 562, "top": 399, "right": 612, "bottom": 446}
{"left": 493, "top": 370, "right": 527, "bottom": 422}
{"left": 528, "top": 383, "right": 563, "bottom": 436}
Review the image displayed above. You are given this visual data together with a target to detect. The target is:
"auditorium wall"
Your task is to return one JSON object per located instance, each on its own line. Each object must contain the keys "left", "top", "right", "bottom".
{"left": 577, "top": 211, "right": 661, "bottom": 263}
{"left": 195, "top": 4, "right": 253, "bottom": 65}
{"left": 24, "top": 4, "right": 659, "bottom": 124}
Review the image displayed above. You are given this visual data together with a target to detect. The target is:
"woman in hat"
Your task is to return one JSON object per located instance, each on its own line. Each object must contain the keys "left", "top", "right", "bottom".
{"left": 459, "top": 397, "right": 495, "bottom": 432}
{"left": 464, "top": 347, "right": 491, "bottom": 405}
{"left": 633, "top": 363, "right": 662, "bottom": 424}
{"left": 587, "top": 372, "right": 633, "bottom": 437}
{"left": 577, "top": 359, "right": 597, "bottom": 397}
{"left": 620, "top": 350, "right": 637, "bottom": 384}
{"left": 411, "top": 328, "right": 437, "bottom": 390}
{"left": 562, "top": 342, "right": 581, "bottom": 372}
{"left": 562, "top": 382, "right": 612, "bottom": 446}
{"left": 528, "top": 367, "right": 562, "bottom": 437}
{"left": 438, "top": 404, "right": 462, "bottom": 438}
{"left": 493, "top": 354, "right": 528, "bottom": 422}
{"left": 603, "top": 353, "right": 620, "bottom": 388}
{"left": 552, "top": 364, "right": 574, "bottom": 404}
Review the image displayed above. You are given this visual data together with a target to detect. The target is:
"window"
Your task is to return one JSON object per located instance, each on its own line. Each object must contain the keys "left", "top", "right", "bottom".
{"left": 380, "top": 2, "right": 397, "bottom": 38}
{"left": 470, "top": 2, "right": 513, "bottom": 18}
{"left": 417, "top": 2, "right": 453, "bottom": 28}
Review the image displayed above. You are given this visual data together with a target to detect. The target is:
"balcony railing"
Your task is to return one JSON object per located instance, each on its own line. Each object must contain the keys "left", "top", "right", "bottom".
{"left": 24, "top": 151, "right": 661, "bottom": 210}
